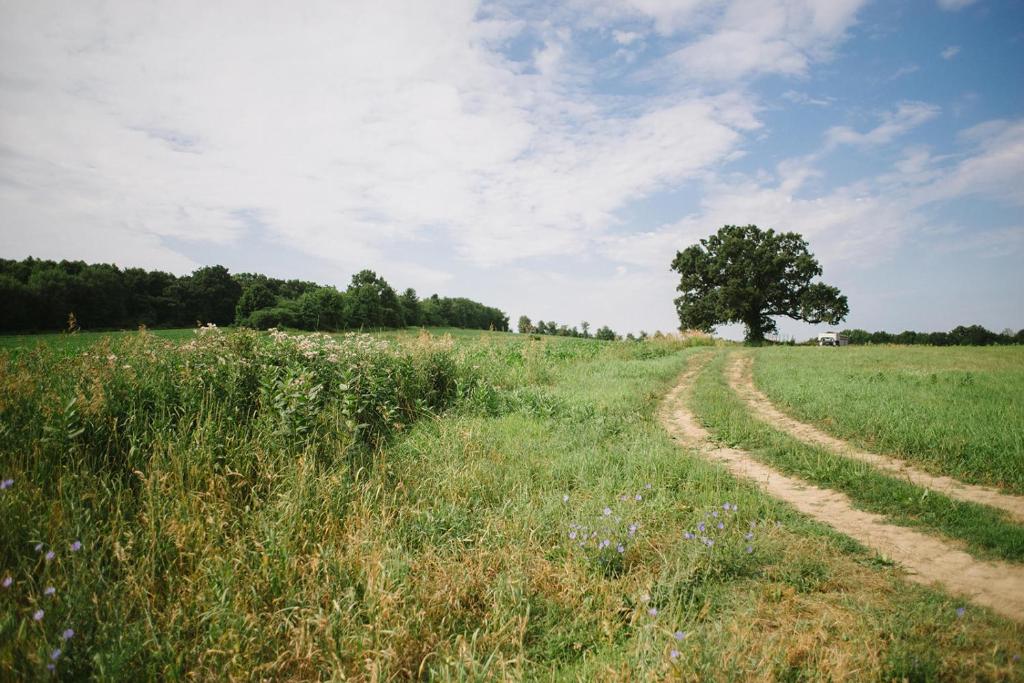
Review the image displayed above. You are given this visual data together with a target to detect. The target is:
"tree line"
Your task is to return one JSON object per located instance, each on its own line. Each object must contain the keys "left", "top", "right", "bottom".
{"left": 516, "top": 315, "right": 618, "bottom": 341}
{"left": 0, "top": 257, "right": 509, "bottom": 333}
{"left": 839, "top": 325, "right": 1024, "bottom": 346}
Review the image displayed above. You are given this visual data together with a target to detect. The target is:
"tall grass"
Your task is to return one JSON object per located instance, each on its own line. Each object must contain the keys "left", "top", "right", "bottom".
{"left": 1, "top": 330, "right": 1021, "bottom": 679}
{"left": 752, "top": 346, "right": 1024, "bottom": 492}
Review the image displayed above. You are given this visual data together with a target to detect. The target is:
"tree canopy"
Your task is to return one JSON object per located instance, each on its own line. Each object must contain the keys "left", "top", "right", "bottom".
{"left": 0, "top": 257, "right": 509, "bottom": 334}
{"left": 671, "top": 225, "right": 848, "bottom": 343}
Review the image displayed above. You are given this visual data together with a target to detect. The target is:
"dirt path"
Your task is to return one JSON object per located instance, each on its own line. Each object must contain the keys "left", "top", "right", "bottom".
{"left": 727, "top": 354, "right": 1024, "bottom": 524}
{"left": 660, "top": 353, "right": 1024, "bottom": 623}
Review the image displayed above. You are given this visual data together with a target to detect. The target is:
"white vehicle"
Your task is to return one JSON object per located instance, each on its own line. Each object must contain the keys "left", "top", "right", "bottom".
{"left": 817, "top": 331, "right": 849, "bottom": 347}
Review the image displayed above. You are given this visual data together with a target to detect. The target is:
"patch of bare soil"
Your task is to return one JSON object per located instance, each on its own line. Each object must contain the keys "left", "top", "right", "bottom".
{"left": 727, "top": 354, "right": 1024, "bottom": 525}
{"left": 660, "top": 354, "right": 1024, "bottom": 623}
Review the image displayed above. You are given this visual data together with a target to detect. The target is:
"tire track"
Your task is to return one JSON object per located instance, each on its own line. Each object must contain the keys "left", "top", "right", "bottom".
{"left": 728, "top": 354, "right": 1024, "bottom": 524}
{"left": 660, "top": 353, "right": 1024, "bottom": 623}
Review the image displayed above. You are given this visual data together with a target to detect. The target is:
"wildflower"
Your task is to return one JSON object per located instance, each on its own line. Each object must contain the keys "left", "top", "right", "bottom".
{"left": 44, "top": 586, "right": 55, "bottom": 596}
{"left": 645, "top": 483, "right": 652, "bottom": 490}
{"left": 717, "top": 522, "right": 724, "bottom": 530}
{"left": 35, "top": 543, "right": 44, "bottom": 552}
{"left": 620, "top": 494, "right": 628, "bottom": 502}
{"left": 617, "top": 544, "right": 625, "bottom": 554}
{"left": 733, "top": 504, "right": 739, "bottom": 512}
{"left": 635, "top": 494, "right": 642, "bottom": 501}
{"left": 744, "top": 532, "right": 754, "bottom": 540}
{"left": 2, "top": 576, "right": 11, "bottom": 588}
{"left": 697, "top": 522, "right": 705, "bottom": 533}
{"left": 648, "top": 607, "right": 658, "bottom": 617}
{"left": 562, "top": 494, "right": 569, "bottom": 503}
{"left": 683, "top": 532, "right": 694, "bottom": 540}
{"left": 956, "top": 607, "right": 966, "bottom": 618}
{"left": 712, "top": 510, "right": 718, "bottom": 518}
{"left": 568, "top": 531, "right": 577, "bottom": 540}
{"left": 722, "top": 502, "right": 731, "bottom": 511}
{"left": 62, "top": 628, "right": 74, "bottom": 640}
{"left": 603, "top": 507, "right": 612, "bottom": 516}
{"left": 51, "top": 648, "right": 61, "bottom": 661}
{"left": 33, "top": 609, "right": 44, "bottom": 621}
{"left": 704, "top": 539, "right": 714, "bottom": 547}
{"left": 600, "top": 539, "right": 610, "bottom": 549}
{"left": 674, "top": 630, "right": 686, "bottom": 641}
{"left": 746, "top": 546, "right": 754, "bottom": 554}
{"left": 628, "top": 524, "right": 637, "bottom": 536}
{"left": 670, "top": 649, "right": 680, "bottom": 660}
{"left": 0, "top": 478, "right": 12, "bottom": 489}
{"left": 45, "top": 551, "right": 55, "bottom": 562}
{"left": 47, "top": 664, "right": 55, "bottom": 672}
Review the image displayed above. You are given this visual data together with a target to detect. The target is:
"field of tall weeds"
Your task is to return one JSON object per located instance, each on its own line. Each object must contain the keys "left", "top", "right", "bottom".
{"left": 2, "top": 328, "right": 1021, "bottom": 680}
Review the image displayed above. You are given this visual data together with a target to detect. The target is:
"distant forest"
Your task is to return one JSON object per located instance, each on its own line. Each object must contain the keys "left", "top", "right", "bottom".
{"left": 840, "top": 326, "right": 1024, "bottom": 346}
{"left": 0, "top": 257, "right": 509, "bottom": 334}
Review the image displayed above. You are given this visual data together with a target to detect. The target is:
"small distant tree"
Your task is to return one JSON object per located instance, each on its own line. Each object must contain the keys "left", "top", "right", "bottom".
{"left": 517, "top": 315, "right": 533, "bottom": 334}
{"left": 581, "top": 321, "right": 590, "bottom": 338}
{"left": 594, "top": 325, "right": 616, "bottom": 341}
{"left": 671, "top": 225, "right": 848, "bottom": 344}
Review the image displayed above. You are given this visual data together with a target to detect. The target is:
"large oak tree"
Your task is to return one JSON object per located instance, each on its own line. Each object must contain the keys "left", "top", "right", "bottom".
{"left": 671, "top": 225, "right": 848, "bottom": 343}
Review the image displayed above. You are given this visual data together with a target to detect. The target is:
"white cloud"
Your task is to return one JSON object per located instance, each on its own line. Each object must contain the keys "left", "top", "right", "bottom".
{"left": 663, "top": 0, "right": 867, "bottom": 81}
{"left": 612, "top": 30, "right": 642, "bottom": 45}
{"left": 824, "top": 102, "right": 941, "bottom": 149}
{"left": 937, "top": 0, "right": 978, "bottom": 11}
{"left": 0, "top": 0, "right": 759, "bottom": 280}
{"left": 941, "top": 45, "right": 961, "bottom": 60}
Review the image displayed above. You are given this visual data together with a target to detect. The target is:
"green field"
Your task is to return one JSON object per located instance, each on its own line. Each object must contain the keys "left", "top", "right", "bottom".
{"left": 2, "top": 330, "right": 1022, "bottom": 679}
{"left": 752, "top": 346, "right": 1024, "bottom": 493}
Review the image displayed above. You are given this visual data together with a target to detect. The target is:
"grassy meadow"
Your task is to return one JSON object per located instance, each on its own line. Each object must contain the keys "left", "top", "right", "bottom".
{"left": 752, "top": 346, "right": 1024, "bottom": 493}
{"left": 1, "top": 329, "right": 1023, "bottom": 679}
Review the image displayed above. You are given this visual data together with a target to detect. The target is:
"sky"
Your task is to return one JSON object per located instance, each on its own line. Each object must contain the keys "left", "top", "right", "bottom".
{"left": 1, "top": 0, "right": 1022, "bottom": 339}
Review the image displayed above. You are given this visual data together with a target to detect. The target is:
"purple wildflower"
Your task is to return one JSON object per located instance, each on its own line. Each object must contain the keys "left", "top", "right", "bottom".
{"left": 670, "top": 649, "right": 680, "bottom": 660}
{"left": 70, "top": 540, "right": 82, "bottom": 552}
{"left": 47, "top": 664, "right": 55, "bottom": 672}
{"left": 674, "top": 630, "right": 686, "bottom": 641}
{"left": 617, "top": 544, "right": 625, "bottom": 554}
{"left": 956, "top": 607, "right": 966, "bottom": 618}
{"left": 50, "top": 648, "right": 61, "bottom": 661}
{"left": 0, "top": 478, "right": 13, "bottom": 489}
{"left": 628, "top": 524, "right": 637, "bottom": 536}
{"left": 33, "top": 609, "right": 44, "bottom": 621}
{"left": 603, "top": 507, "right": 612, "bottom": 516}
{"left": 635, "top": 494, "right": 642, "bottom": 501}
{"left": 45, "top": 550, "right": 55, "bottom": 562}
{"left": 712, "top": 510, "right": 719, "bottom": 518}
{"left": 746, "top": 545, "right": 754, "bottom": 554}
{"left": 620, "top": 494, "right": 628, "bottom": 501}
{"left": 600, "top": 539, "right": 610, "bottom": 549}
{"left": 44, "top": 586, "right": 55, "bottom": 596}
{"left": 717, "top": 522, "right": 724, "bottom": 530}
{"left": 704, "top": 539, "right": 714, "bottom": 547}
{"left": 62, "top": 628, "right": 74, "bottom": 640}
{"left": 683, "top": 532, "right": 694, "bottom": 540}
{"left": 745, "top": 532, "right": 754, "bottom": 540}
{"left": 2, "top": 576, "right": 11, "bottom": 588}
{"left": 648, "top": 607, "right": 658, "bottom": 617}
{"left": 697, "top": 522, "right": 705, "bottom": 532}
{"left": 568, "top": 531, "right": 577, "bottom": 540}
{"left": 722, "top": 502, "right": 731, "bottom": 511}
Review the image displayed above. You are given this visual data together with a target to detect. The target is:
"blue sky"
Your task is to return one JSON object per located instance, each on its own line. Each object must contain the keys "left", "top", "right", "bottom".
{"left": 1, "top": 0, "right": 1021, "bottom": 338}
